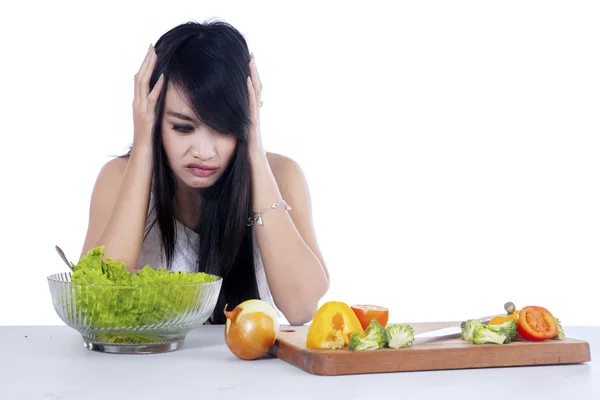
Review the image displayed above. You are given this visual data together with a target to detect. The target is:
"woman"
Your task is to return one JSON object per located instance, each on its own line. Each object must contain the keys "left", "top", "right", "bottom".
{"left": 80, "top": 21, "right": 329, "bottom": 326}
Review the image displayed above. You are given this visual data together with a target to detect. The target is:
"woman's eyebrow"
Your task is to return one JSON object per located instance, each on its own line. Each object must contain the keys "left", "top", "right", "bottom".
{"left": 166, "top": 110, "right": 196, "bottom": 122}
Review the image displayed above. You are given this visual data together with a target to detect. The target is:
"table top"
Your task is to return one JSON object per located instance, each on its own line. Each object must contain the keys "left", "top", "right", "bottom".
{"left": 1, "top": 324, "right": 597, "bottom": 400}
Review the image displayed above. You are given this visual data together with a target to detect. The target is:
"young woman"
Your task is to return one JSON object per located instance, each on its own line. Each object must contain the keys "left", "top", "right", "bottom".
{"left": 80, "top": 21, "right": 329, "bottom": 325}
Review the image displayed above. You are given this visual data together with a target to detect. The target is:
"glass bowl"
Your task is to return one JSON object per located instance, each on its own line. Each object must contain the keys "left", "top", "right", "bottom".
{"left": 47, "top": 272, "right": 222, "bottom": 354}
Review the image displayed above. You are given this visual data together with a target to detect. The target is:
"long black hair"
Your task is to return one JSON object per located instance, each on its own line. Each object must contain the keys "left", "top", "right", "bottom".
{"left": 126, "top": 20, "right": 261, "bottom": 324}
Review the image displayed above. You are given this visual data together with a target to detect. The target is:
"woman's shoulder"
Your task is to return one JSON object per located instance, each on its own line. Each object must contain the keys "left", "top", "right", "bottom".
{"left": 98, "top": 155, "right": 130, "bottom": 178}
{"left": 265, "top": 151, "right": 299, "bottom": 167}
{"left": 265, "top": 151, "right": 305, "bottom": 183}
{"left": 89, "top": 156, "right": 131, "bottom": 200}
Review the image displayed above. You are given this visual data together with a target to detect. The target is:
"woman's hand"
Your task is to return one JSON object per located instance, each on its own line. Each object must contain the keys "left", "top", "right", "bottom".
{"left": 133, "top": 45, "right": 165, "bottom": 149}
{"left": 247, "top": 52, "right": 265, "bottom": 158}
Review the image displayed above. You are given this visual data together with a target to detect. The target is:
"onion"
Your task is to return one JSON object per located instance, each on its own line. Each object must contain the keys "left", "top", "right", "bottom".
{"left": 224, "top": 299, "right": 280, "bottom": 360}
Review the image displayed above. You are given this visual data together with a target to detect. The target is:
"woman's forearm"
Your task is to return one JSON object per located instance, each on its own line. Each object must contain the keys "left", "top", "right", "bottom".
{"left": 249, "top": 153, "right": 329, "bottom": 325}
{"left": 92, "top": 145, "right": 153, "bottom": 270}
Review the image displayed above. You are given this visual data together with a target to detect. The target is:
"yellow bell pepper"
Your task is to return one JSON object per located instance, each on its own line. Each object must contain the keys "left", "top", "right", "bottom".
{"left": 306, "top": 301, "right": 365, "bottom": 349}
{"left": 489, "top": 310, "right": 519, "bottom": 326}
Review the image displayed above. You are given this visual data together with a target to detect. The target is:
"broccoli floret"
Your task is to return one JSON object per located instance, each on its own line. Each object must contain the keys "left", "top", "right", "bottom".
{"left": 461, "top": 319, "right": 484, "bottom": 341}
{"left": 385, "top": 324, "right": 414, "bottom": 349}
{"left": 348, "top": 332, "right": 380, "bottom": 351}
{"left": 348, "top": 332, "right": 363, "bottom": 350}
{"left": 552, "top": 318, "right": 565, "bottom": 340}
{"left": 472, "top": 325, "right": 507, "bottom": 345}
{"left": 487, "top": 319, "right": 517, "bottom": 343}
{"left": 348, "top": 320, "right": 388, "bottom": 351}
{"left": 365, "top": 319, "right": 388, "bottom": 347}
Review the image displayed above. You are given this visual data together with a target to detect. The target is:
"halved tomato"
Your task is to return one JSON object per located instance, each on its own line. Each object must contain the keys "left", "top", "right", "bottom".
{"left": 516, "top": 306, "right": 558, "bottom": 341}
{"left": 351, "top": 304, "right": 389, "bottom": 330}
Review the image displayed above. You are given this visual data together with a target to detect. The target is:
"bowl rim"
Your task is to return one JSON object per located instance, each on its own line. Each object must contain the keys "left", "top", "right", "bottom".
{"left": 47, "top": 271, "right": 223, "bottom": 288}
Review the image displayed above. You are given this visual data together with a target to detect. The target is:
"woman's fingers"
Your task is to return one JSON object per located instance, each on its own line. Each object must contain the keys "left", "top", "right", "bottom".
{"left": 132, "top": 45, "right": 164, "bottom": 146}
{"left": 251, "top": 52, "right": 263, "bottom": 93}
{"left": 247, "top": 76, "right": 257, "bottom": 122}
{"left": 138, "top": 48, "right": 157, "bottom": 103}
{"left": 249, "top": 54, "right": 262, "bottom": 104}
{"left": 148, "top": 73, "right": 165, "bottom": 105}
{"left": 135, "top": 44, "right": 153, "bottom": 81}
{"left": 134, "top": 45, "right": 154, "bottom": 107}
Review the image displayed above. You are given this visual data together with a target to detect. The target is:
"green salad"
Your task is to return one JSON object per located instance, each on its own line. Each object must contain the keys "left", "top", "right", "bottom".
{"left": 67, "top": 246, "right": 218, "bottom": 343}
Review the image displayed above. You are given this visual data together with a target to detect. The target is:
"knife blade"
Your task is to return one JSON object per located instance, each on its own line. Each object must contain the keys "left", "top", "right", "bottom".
{"left": 414, "top": 326, "right": 462, "bottom": 338}
{"left": 414, "top": 314, "right": 501, "bottom": 339}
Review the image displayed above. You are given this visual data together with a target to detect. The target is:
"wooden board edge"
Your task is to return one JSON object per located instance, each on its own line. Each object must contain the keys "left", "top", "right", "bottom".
{"left": 272, "top": 338, "right": 592, "bottom": 376}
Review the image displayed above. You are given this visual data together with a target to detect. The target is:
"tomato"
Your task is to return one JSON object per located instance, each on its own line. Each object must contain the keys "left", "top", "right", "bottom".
{"left": 516, "top": 306, "right": 558, "bottom": 341}
{"left": 351, "top": 304, "right": 389, "bottom": 330}
{"left": 306, "top": 301, "right": 365, "bottom": 349}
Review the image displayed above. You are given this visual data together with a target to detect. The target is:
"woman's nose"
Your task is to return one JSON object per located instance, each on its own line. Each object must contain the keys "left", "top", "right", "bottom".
{"left": 191, "top": 144, "right": 216, "bottom": 160}
{"left": 190, "top": 133, "right": 217, "bottom": 160}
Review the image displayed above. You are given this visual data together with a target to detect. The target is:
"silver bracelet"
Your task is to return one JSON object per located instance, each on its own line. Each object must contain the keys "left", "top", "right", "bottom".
{"left": 247, "top": 200, "right": 292, "bottom": 226}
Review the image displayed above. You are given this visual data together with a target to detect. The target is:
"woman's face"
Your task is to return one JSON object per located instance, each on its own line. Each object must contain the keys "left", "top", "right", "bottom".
{"left": 161, "top": 83, "right": 238, "bottom": 189}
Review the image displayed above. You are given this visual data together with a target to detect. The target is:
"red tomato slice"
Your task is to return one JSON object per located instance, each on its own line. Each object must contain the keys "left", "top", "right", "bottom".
{"left": 516, "top": 306, "right": 559, "bottom": 341}
{"left": 351, "top": 304, "right": 389, "bottom": 330}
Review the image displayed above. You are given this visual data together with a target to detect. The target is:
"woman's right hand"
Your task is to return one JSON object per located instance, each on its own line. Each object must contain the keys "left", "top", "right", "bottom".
{"left": 132, "top": 44, "right": 165, "bottom": 149}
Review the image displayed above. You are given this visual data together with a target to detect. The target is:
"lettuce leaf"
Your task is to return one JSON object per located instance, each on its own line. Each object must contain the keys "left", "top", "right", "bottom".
{"left": 68, "top": 246, "right": 217, "bottom": 343}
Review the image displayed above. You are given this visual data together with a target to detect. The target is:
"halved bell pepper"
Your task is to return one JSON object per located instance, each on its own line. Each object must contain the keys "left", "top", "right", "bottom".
{"left": 306, "top": 301, "right": 365, "bottom": 349}
{"left": 489, "top": 310, "right": 519, "bottom": 326}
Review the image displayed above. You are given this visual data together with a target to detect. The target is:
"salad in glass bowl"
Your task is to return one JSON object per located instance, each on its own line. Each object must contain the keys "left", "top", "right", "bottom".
{"left": 47, "top": 246, "right": 222, "bottom": 354}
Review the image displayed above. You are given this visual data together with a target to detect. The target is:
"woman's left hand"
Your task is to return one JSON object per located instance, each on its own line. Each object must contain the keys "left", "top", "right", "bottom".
{"left": 247, "top": 52, "right": 265, "bottom": 158}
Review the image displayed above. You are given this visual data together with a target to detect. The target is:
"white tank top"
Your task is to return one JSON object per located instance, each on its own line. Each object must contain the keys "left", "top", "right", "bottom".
{"left": 137, "top": 193, "right": 280, "bottom": 318}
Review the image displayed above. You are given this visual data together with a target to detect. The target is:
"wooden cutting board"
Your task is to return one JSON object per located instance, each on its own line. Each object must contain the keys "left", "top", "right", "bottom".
{"left": 271, "top": 321, "right": 591, "bottom": 375}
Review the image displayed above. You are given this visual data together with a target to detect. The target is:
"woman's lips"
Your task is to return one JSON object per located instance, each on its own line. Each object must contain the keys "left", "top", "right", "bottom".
{"left": 186, "top": 163, "right": 218, "bottom": 177}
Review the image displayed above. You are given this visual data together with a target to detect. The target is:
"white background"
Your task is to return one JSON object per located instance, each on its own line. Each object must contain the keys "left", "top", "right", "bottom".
{"left": 1, "top": 1, "right": 598, "bottom": 327}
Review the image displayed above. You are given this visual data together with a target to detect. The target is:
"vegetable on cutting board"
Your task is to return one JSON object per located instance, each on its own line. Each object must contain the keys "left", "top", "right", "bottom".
{"left": 473, "top": 325, "right": 508, "bottom": 345}
{"left": 351, "top": 304, "right": 389, "bottom": 330}
{"left": 386, "top": 324, "right": 415, "bottom": 349}
{"left": 349, "top": 320, "right": 388, "bottom": 351}
{"left": 298, "top": 300, "right": 568, "bottom": 357}
{"left": 305, "top": 301, "right": 415, "bottom": 351}
{"left": 460, "top": 319, "right": 518, "bottom": 344}
{"left": 489, "top": 312, "right": 518, "bottom": 326}
{"left": 305, "top": 301, "right": 365, "bottom": 349}
{"left": 553, "top": 318, "right": 566, "bottom": 340}
{"left": 516, "top": 306, "right": 559, "bottom": 341}
{"left": 487, "top": 320, "right": 518, "bottom": 343}
{"left": 460, "top": 303, "right": 565, "bottom": 345}
{"left": 348, "top": 321, "right": 415, "bottom": 351}
{"left": 489, "top": 302, "right": 519, "bottom": 325}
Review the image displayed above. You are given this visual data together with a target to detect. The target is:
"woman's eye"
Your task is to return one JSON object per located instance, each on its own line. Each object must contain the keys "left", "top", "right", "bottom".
{"left": 172, "top": 124, "right": 194, "bottom": 133}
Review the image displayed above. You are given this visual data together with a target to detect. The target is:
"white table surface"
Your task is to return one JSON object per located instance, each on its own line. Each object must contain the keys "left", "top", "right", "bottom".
{"left": 0, "top": 324, "right": 597, "bottom": 400}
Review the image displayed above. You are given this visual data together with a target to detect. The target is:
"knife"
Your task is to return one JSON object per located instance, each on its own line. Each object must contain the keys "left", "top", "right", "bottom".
{"left": 414, "top": 315, "right": 499, "bottom": 339}
{"left": 414, "top": 302, "right": 516, "bottom": 339}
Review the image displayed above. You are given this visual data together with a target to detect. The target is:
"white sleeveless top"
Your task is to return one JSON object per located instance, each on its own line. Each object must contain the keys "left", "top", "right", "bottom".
{"left": 137, "top": 194, "right": 280, "bottom": 318}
